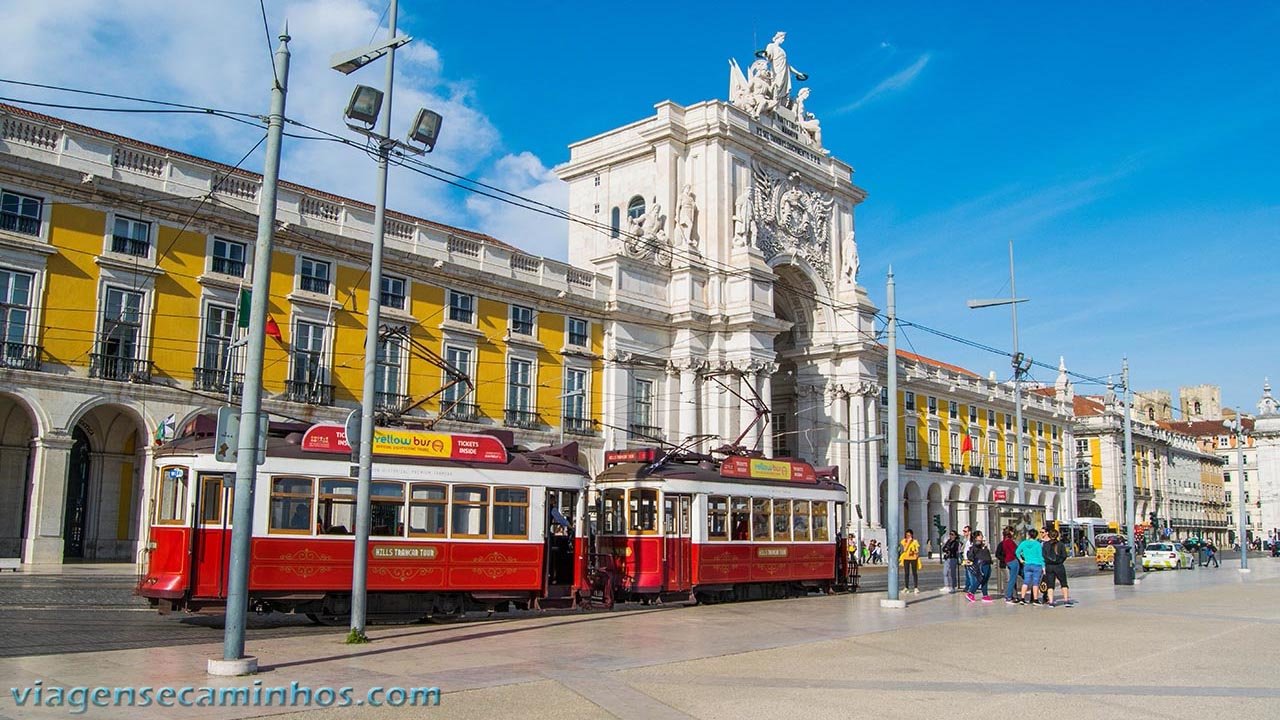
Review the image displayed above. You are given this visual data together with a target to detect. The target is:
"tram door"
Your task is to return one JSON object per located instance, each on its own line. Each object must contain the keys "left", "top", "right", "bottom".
{"left": 663, "top": 494, "right": 692, "bottom": 591}
{"left": 545, "top": 489, "right": 577, "bottom": 592}
{"left": 191, "top": 473, "right": 234, "bottom": 598}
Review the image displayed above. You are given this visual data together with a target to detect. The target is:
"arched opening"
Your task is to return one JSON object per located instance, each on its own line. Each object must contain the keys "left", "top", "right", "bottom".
{"left": 63, "top": 403, "right": 147, "bottom": 562}
{"left": 0, "top": 394, "right": 37, "bottom": 559}
{"left": 1078, "top": 499, "right": 1103, "bottom": 518}
{"left": 626, "top": 196, "right": 645, "bottom": 223}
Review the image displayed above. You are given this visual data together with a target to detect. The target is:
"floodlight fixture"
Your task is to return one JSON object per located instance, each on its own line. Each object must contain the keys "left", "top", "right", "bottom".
{"left": 407, "top": 108, "right": 444, "bottom": 152}
{"left": 344, "top": 85, "right": 383, "bottom": 127}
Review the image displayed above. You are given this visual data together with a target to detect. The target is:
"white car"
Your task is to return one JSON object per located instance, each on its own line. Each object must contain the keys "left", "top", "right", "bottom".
{"left": 1141, "top": 542, "right": 1194, "bottom": 570}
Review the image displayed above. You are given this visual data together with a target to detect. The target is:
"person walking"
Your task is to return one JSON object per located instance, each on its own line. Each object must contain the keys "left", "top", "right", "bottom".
{"left": 899, "top": 529, "right": 921, "bottom": 594}
{"left": 997, "top": 528, "right": 1020, "bottom": 604}
{"left": 1041, "top": 529, "right": 1073, "bottom": 606}
{"left": 959, "top": 525, "right": 975, "bottom": 596}
{"left": 966, "top": 530, "right": 994, "bottom": 603}
{"left": 941, "top": 530, "right": 961, "bottom": 593}
{"left": 1017, "top": 528, "right": 1046, "bottom": 606}
{"left": 1206, "top": 541, "right": 1220, "bottom": 567}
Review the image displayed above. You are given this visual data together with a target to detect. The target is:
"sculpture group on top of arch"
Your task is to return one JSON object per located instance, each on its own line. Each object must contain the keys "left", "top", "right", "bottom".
{"left": 729, "top": 31, "right": 825, "bottom": 152}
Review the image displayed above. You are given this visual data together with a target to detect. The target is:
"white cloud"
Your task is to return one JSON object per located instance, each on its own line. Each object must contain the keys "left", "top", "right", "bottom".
{"left": 837, "top": 52, "right": 931, "bottom": 114}
{"left": 0, "top": 0, "right": 560, "bottom": 256}
{"left": 464, "top": 152, "right": 569, "bottom": 260}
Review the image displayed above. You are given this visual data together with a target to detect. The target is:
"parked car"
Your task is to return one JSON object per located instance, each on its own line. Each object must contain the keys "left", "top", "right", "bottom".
{"left": 1141, "top": 542, "right": 1195, "bottom": 571}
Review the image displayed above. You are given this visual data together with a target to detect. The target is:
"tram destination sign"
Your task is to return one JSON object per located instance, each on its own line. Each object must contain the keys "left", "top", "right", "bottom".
{"left": 720, "top": 456, "right": 817, "bottom": 483}
{"left": 300, "top": 424, "right": 508, "bottom": 464}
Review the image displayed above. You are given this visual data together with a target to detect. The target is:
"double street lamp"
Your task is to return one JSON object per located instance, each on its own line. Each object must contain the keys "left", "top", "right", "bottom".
{"left": 967, "top": 240, "right": 1030, "bottom": 507}
{"left": 331, "top": 0, "right": 444, "bottom": 642}
{"left": 1223, "top": 411, "right": 1250, "bottom": 573}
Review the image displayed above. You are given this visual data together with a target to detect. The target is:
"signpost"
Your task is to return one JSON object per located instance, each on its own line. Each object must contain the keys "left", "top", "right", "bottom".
{"left": 214, "top": 407, "right": 267, "bottom": 465}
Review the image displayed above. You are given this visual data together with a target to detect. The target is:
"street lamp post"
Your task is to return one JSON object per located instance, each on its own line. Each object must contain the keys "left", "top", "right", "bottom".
{"left": 1224, "top": 410, "right": 1250, "bottom": 573}
{"left": 967, "top": 240, "right": 1030, "bottom": 507}
{"left": 883, "top": 268, "right": 905, "bottom": 609}
{"left": 332, "top": 0, "right": 443, "bottom": 641}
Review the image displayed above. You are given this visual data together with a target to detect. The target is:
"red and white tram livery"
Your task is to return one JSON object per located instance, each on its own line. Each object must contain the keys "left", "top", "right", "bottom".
{"left": 591, "top": 449, "right": 852, "bottom": 604}
{"left": 138, "top": 417, "right": 589, "bottom": 623}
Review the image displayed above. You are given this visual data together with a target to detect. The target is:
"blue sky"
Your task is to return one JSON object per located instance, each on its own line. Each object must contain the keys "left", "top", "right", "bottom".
{"left": 3, "top": 1, "right": 1277, "bottom": 412}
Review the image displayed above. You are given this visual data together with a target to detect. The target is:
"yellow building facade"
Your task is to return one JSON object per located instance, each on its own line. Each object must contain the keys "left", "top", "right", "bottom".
{"left": 0, "top": 104, "right": 607, "bottom": 563}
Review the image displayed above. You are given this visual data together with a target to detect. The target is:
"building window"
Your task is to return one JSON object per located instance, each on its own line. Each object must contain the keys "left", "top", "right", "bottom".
{"left": 988, "top": 438, "right": 998, "bottom": 468}
{"left": 1226, "top": 490, "right": 1232, "bottom": 503}
{"left": 880, "top": 387, "right": 888, "bottom": 406}
{"left": 198, "top": 303, "right": 237, "bottom": 388}
{"left": 289, "top": 320, "right": 328, "bottom": 403}
{"left": 969, "top": 405, "right": 977, "bottom": 423}
{"left": 111, "top": 215, "right": 151, "bottom": 257}
{"left": 905, "top": 426, "right": 917, "bottom": 460}
{"left": 510, "top": 304, "right": 535, "bottom": 335}
{"left": 626, "top": 195, "right": 646, "bottom": 222}
{"left": 773, "top": 413, "right": 790, "bottom": 458}
{"left": 631, "top": 377, "right": 655, "bottom": 437}
{"left": 96, "top": 287, "right": 144, "bottom": 378}
{"left": 988, "top": 411, "right": 996, "bottom": 427}
{"left": 0, "top": 268, "right": 34, "bottom": 363}
{"left": 563, "top": 367, "right": 588, "bottom": 430}
{"left": 610, "top": 207, "right": 621, "bottom": 238}
{"left": 506, "top": 357, "right": 534, "bottom": 425}
{"left": 904, "top": 391, "right": 915, "bottom": 411}
{"left": 212, "top": 237, "right": 246, "bottom": 277}
{"left": 447, "top": 289, "right": 474, "bottom": 324}
{"left": 928, "top": 428, "right": 940, "bottom": 461}
{"left": 1217, "top": 436, "right": 1229, "bottom": 448}
{"left": 0, "top": 189, "right": 42, "bottom": 236}
{"left": 299, "top": 257, "right": 330, "bottom": 294}
{"left": 948, "top": 401, "right": 958, "bottom": 419}
{"left": 1037, "top": 421, "right": 1044, "bottom": 436}
{"left": 380, "top": 275, "right": 406, "bottom": 310}
{"left": 375, "top": 336, "right": 405, "bottom": 410}
{"left": 1023, "top": 445, "right": 1030, "bottom": 472}
{"left": 949, "top": 432, "right": 960, "bottom": 465}
{"left": 1006, "top": 441, "right": 1014, "bottom": 469}
{"left": 927, "top": 396, "right": 937, "bottom": 415}
{"left": 1005, "top": 414, "right": 1012, "bottom": 430}
{"left": 567, "top": 317, "right": 589, "bottom": 347}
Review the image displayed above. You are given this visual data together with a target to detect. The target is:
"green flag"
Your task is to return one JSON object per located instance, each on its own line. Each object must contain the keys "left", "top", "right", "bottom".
{"left": 238, "top": 288, "right": 251, "bottom": 328}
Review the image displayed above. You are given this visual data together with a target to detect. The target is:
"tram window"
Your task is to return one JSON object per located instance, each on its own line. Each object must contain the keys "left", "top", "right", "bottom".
{"left": 156, "top": 466, "right": 188, "bottom": 524}
{"left": 730, "top": 497, "right": 750, "bottom": 541}
{"left": 663, "top": 496, "right": 677, "bottom": 536}
{"left": 316, "top": 479, "right": 357, "bottom": 535}
{"left": 198, "top": 474, "right": 224, "bottom": 524}
{"left": 812, "top": 501, "right": 830, "bottom": 542}
{"left": 371, "top": 482, "right": 405, "bottom": 537}
{"left": 772, "top": 499, "right": 792, "bottom": 542}
{"left": 494, "top": 487, "right": 529, "bottom": 539}
{"left": 707, "top": 496, "right": 729, "bottom": 541}
{"left": 269, "top": 476, "right": 314, "bottom": 534}
{"left": 752, "top": 498, "right": 772, "bottom": 541}
{"left": 793, "top": 500, "right": 811, "bottom": 541}
{"left": 452, "top": 485, "right": 489, "bottom": 538}
{"left": 628, "top": 488, "right": 659, "bottom": 533}
{"left": 408, "top": 483, "right": 447, "bottom": 537}
{"left": 602, "top": 489, "right": 626, "bottom": 534}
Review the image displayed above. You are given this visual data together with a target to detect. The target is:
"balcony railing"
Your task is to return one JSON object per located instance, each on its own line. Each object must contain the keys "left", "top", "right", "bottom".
{"left": 988, "top": 468, "right": 1004, "bottom": 479}
{"left": 192, "top": 367, "right": 244, "bottom": 397}
{"left": 928, "top": 461, "right": 944, "bottom": 473}
{"left": 1038, "top": 474, "right": 1050, "bottom": 484}
{"left": 0, "top": 211, "right": 40, "bottom": 236}
{"left": 950, "top": 463, "right": 965, "bottom": 475}
{"left": 299, "top": 275, "right": 329, "bottom": 294}
{"left": 562, "top": 416, "right": 597, "bottom": 436}
{"left": 110, "top": 235, "right": 150, "bottom": 257}
{"left": 504, "top": 408, "right": 542, "bottom": 430}
{"left": 1053, "top": 476, "right": 1064, "bottom": 486}
{"left": 285, "top": 380, "right": 333, "bottom": 406}
{"left": 441, "top": 401, "right": 482, "bottom": 423}
{"left": 375, "top": 392, "right": 410, "bottom": 414}
{"left": 89, "top": 354, "right": 154, "bottom": 382}
{"left": 629, "top": 424, "right": 663, "bottom": 441}
{"left": 0, "top": 342, "right": 41, "bottom": 370}
{"left": 211, "top": 256, "right": 245, "bottom": 277}
{"left": 904, "top": 458, "right": 922, "bottom": 471}
{"left": 1076, "top": 480, "right": 1095, "bottom": 493}
{"left": 968, "top": 466, "right": 983, "bottom": 477}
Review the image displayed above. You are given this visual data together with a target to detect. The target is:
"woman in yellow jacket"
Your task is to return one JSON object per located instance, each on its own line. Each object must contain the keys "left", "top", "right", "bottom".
{"left": 899, "top": 529, "right": 921, "bottom": 593}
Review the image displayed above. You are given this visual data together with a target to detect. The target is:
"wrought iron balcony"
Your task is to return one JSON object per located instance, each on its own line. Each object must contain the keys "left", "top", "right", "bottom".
{"left": 193, "top": 367, "right": 244, "bottom": 397}
{"left": 89, "top": 354, "right": 154, "bottom": 382}
{"left": 211, "top": 256, "right": 245, "bottom": 277}
{"left": 285, "top": 380, "right": 333, "bottom": 406}
{"left": 1038, "top": 474, "right": 1050, "bottom": 484}
{"left": 299, "top": 275, "right": 329, "bottom": 294}
{"left": 629, "top": 423, "right": 663, "bottom": 441}
{"left": 504, "top": 408, "right": 542, "bottom": 430}
{"left": 0, "top": 342, "right": 41, "bottom": 370}
{"left": 950, "top": 463, "right": 965, "bottom": 475}
{"left": 0, "top": 211, "right": 40, "bottom": 236}
{"left": 374, "top": 392, "right": 410, "bottom": 414}
{"left": 562, "top": 416, "right": 598, "bottom": 436}
{"left": 110, "top": 234, "right": 150, "bottom": 257}
{"left": 988, "top": 468, "right": 1004, "bottom": 479}
{"left": 1077, "top": 480, "right": 1095, "bottom": 494}
{"left": 904, "top": 458, "right": 922, "bottom": 471}
{"left": 439, "top": 401, "right": 481, "bottom": 423}
{"left": 928, "top": 461, "right": 944, "bottom": 473}
{"left": 969, "top": 465, "right": 984, "bottom": 477}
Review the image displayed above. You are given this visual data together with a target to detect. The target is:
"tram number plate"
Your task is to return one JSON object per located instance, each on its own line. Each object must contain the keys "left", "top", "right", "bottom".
{"left": 757, "top": 547, "right": 789, "bottom": 558}
{"left": 373, "top": 546, "right": 438, "bottom": 559}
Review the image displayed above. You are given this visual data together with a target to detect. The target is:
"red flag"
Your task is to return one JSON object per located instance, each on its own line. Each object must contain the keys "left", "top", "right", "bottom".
{"left": 264, "top": 315, "right": 282, "bottom": 341}
{"left": 961, "top": 434, "right": 973, "bottom": 455}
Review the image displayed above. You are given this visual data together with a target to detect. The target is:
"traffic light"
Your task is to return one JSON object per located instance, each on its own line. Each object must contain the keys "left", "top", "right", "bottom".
{"left": 1149, "top": 512, "right": 1157, "bottom": 524}
{"left": 932, "top": 513, "right": 945, "bottom": 535}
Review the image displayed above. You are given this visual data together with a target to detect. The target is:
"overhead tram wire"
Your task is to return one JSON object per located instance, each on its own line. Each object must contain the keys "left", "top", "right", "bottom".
{"left": 0, "top": 78, "right": 261, "bottom": 119}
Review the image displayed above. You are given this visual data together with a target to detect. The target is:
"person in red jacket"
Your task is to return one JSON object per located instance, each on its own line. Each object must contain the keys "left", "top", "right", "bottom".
{"left": 997, "top": 528, "right": 1020, "bottom": 603}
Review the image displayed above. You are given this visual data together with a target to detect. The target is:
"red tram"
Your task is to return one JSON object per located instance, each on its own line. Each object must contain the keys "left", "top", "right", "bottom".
{"left": 589, "top": 449, "right": 853, "bottom": 605}
{"left": 137, "top": 417, "right": 590, "bottom": 623}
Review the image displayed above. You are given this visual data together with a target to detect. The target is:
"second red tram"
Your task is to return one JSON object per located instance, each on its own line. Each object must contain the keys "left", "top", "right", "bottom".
{"left": 590, "top": 449, "right": 852, "bottom": 604}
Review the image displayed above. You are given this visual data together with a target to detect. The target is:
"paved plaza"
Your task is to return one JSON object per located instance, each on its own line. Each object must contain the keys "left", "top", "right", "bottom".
{"left": 1, "top": 559, "right": 1277, "bottom": 719}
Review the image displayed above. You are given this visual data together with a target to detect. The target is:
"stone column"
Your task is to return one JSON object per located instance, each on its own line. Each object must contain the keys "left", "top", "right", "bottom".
{"left": 849, "top": 388, "right": 868, "bottom": 542}
{"left": 678, "top": 364, "right": 699, "bottom": 447}
{"left": 665, "top": 362, "right": 682, "bottom": 445}
{"left": 24, "top": 433, "right": 74, "bottom": 564}
{"left": 795, "top": 385, "right": 816, "bottom": 461}
{"left": 867, "top": 394, "right": 882, "bottom": 530}
{"left": 829, "top": 383, "right": 851, "bottom": 534}
{"left": 757, "top": 363, "right": 775, "bottom": 455}
{"left": 738, "top": 367, "right": 757, "bottom": 450}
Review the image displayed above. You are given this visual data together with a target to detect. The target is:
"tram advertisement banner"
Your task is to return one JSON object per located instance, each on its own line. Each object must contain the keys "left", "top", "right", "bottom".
{"left": 300, "top": 423, "right": 508, "bottom": 463}
{"left": 720, "top": 456, "right": 817, "bottom": 483}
